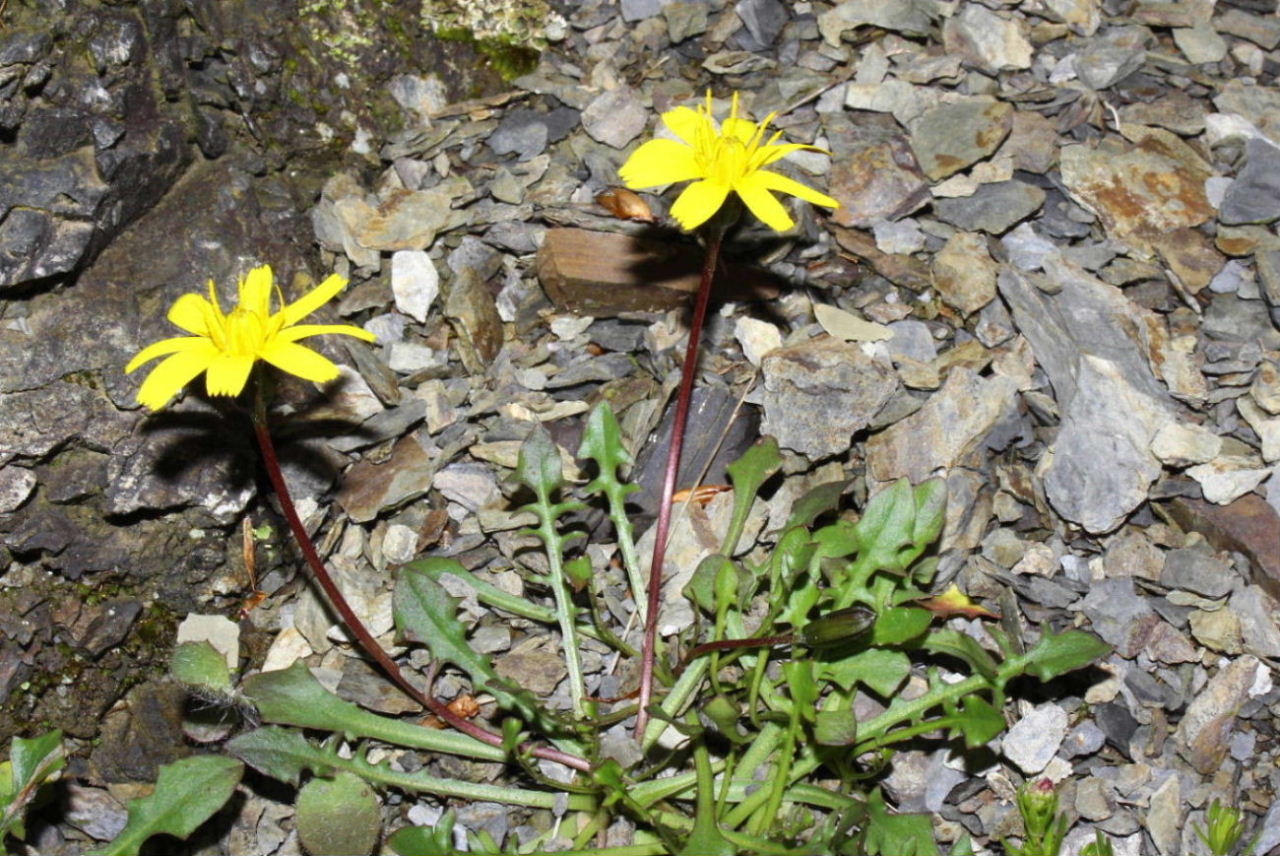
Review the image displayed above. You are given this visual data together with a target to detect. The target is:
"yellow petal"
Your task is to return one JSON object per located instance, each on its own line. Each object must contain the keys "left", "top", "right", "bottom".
{"left": 668, "top": 179, "right": 731, "bottom": 231}
{"left": 126, "top": 335, "right": 208, "bottom": 373}
{"left": 204, "top": 353, "right": 255, "bottom": 397}
{"left": 275, "top": 323, "right": 377, "bottom": 344}
{"left": 752, "top": 169, "right": 840, "bottom": 209}
{"left": 734, "top": 181, "right": 794, "bottom": 232}
{"left": 239, "top": 265, "right": 275, "bottom": 315}
{"left": 134, "top": 342, "right": 219, "bottom": 410}
{"left": 619, "top": 138, "right": 703, "bottom": 189}
{"left": 167, "top": 293, "right": 216, "bottom": 336}
{"left": 751, "top": 142, "right": 822, "bottom": 170}
{"left": 721, "top": 115, "right": 759, "bottom": 145}
{"left": 661, "top": 105, "right": 709, "bottom": 145}
{"left": 260, "top": 340, "right": 341, "bottom": 382}
{"left": 281, "top": 273, "right": 348, "bottom": 327}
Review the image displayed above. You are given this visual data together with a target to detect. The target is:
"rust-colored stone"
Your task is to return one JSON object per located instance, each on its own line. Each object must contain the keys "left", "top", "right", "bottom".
{"left": 1163, "top": 493, "right": 1280, "bottom": 600}
{"left": 535, "top": 228, "right": 780, "bottom": 315}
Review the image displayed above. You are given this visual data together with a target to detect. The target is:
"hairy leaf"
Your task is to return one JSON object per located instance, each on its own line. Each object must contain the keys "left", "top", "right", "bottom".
{"left": 92, "top": 756, "right": 242, "bottom": 856}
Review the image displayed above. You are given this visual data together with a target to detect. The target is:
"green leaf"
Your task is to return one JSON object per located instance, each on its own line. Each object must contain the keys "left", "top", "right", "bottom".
{"left": 684, "top": 554, "right": 730, "bottom": 614}
{"left": 814, "top": 708, "right": 859, "bottom": 746}
{"left": 516, "top": 424, "right": 564, "bottom": 498}
{"left": 953, "top": 696, "right": 1005, "bottom": 749}
{"left": 871, "top": 606, "right": 933, "bottom": 646}
{"left": 170, "top": 641, "right": 233, "bottom": 696}
{"left": 227, "top": 726, "right": 331, "bottom": 785}
{"left": 395, "top": 564, "right": 537, "bottom": 721}
{"left": 0, "top": 730, "right": 65, "bottom": 841}
{"left": 1019, "top": 629, "right": 1112, "bottom": 682}
{"left": 855, "top": 478, "right": 946, "bottom": 576}
{"left": 920, "top": 629, "right": 1000, "bottom": 681}
{"left": 786, "top": 479, "right": 850, "bottom": 529}
{"left": 721, "top": 437, "right": 783, "bottom": 555}
{"left": 92, "top": 755, "right": 242, "bottom": 856}
{"left": 862, "top": 787, "right": 938, "bottom": 856}
{"left": 820, "top": 648, "right": 910, "bottom": 697}
{"left": 296, "top": 771, "right": 382, "bottom": 856}
{"left": 578, "top": 402, "right": 637, "bottom": 487}
{"left": 388, "top": 809, "right": 458, "bottom": 856}
{"left": 812, "top": 518, "right": 861, "bottom": 560}
{"left": 784, "top": 660, "right": 819, "bottom": 722}
{"left": 703, "top": 695, "right": 750, "bottom": 744}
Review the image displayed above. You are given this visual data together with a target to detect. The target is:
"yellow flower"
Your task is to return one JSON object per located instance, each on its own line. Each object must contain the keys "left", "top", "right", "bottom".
{"left": 618, "top": 91, "right": 839, "bottom": 232}
{"left": 126, "top": 264, "right": 376, "bottom": 410}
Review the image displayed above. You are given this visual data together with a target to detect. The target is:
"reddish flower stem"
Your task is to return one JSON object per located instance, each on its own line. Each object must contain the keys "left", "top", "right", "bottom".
{"left": 636, "top": 225, "right": 724, "bottom": 736}
{"left": 250, "top": 388, "right": 590, "bottom": 772}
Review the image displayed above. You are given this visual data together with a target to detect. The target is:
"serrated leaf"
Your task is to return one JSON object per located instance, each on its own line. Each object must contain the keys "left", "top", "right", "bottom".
{"left": 92, "top": 755, "right": 242, "bottom": 856}
{"left": 170, "top": 641, "right": 233, "bottom": 696}
{"left": 871, "top": 606, "right": 933, "bottom": 646}
{"left": 1020, "top": 629, "right": 1112, "bottom": 682}
{"left": 395, "top": 565, "right": 538, "bottom": 722}
{"left": 241, "top": 660, "right": 370, "bottom": 732}
{"left": 855, "top": 478, "right": 946, "bottom": 576}
{"left": 820, "top": 648, "right": 910, "bottom": 696}
{"left": 227, "top": 726, "right": 331, "bottom": 785}
{"left": 578, "top": 403, "right": 637, "bottom": 494}
{"left": 296, "top": 771, "right": 382, "bottom": 856}
{"left": 862, "top": 787, "right": 939, "bottom": 855}
{"left": 954, "top": 696, "right": 1005, "bottom": 748}
{"left": 920, "top": 629, "right": 1000, "bottom": 681}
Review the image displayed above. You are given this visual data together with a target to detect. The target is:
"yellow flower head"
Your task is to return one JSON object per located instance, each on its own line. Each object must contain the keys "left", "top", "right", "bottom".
{"left": 618, "top": 91, "right": 839, "bottom": 233}
{"left": 126, "top": 264, "right": 377, "bottom": 410}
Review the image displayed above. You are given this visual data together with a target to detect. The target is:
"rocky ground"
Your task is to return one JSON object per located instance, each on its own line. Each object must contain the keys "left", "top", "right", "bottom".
{"left": 4, "top": 0, "right": 1280, "bottom": 853}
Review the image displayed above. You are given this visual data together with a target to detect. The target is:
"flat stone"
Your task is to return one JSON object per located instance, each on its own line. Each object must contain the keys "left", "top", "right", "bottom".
{"left": 1150, "top": 228, "right": 1225, "bottom": 294}
{"left": 1150, "top": 422, "right": 1222, "bottom": 467}
{"left": 817, "top": 0, "right": 932, "bottom": 44}
{"left": 581, "top": 87, "right": 647, "bottom": 149}
{"left": 908, "top": 97, "right": 1013, "bottom": 181}
{"left": 933, "top": 180, "right": 1046, "bottom": 234}
{"left": 493, "top": 636, "right": 567, "bottom": 695}
{"left": 1215, "top": 8, "right": 1280, "bottom": 49}
{"left": 1145, "top": 772, "right": 1181, "bottom": 856}
{"left": 941, "top": 4, "right": 1033, "bottom": 73}
{"left": 0, "top": 465, "right": 36, "bottom": 513}
{"left": 932, "top": 232, "right": 996, "bottom": 317}
{"left": 1189, "top": 607, "right": 1243, "bottom": 654}
{"left": 1219, "top": 137, "right": 1280, "bottom": 226}
{"left": 826, "top": 112, "right": 930, "bottom": 228}
{"left": 1237, "top": 396, "right": 1280, "bottom": 462}
{"left": 1230, "top": 585, "right": 1280, "bottom": 658}
{"left": 1078, "top": 578, "right": 1159, "bottom": 658}
{"left": 1145, "top": 621, "right": 1199, "bottom": 664}
{"left": 866, "top": 366, "right": 1018, "bottom": 484}
{"left": 1186, "top": 455, "right": 1270, "bottom": 504}
{"left": 1005, "top": 110, "right": 1060, "bottom": 174}
{"left": 337, "top": 431, "right": 441, "bottom": 523}
{"left": 872, "top": 218, "right": 925, "bottom": 255}
{"left": 1060, "top": 126, "right": 1214, "bottom": 258}
{"left": 445, "top": 268, "right": 504, "bottom": 374}
{"left": 1162, "top": 545, "right": 1236, "bottom": 598}
{"left": 734, "top": 316, "right": 782, "bottom": 366}
{"left": 1213, "top": 79, "right": 1280, "bottom": 138}
{"left": 1103, "top": 528, "right": 1164, "bottom": 581}
{"left": 338, "top": 186, "right": 462, "bottom": 252}
{"left": 736, "top": 0, "right": 788, "bottom": 47}
{"left": 1063, "top": 720, "right": 1107, "bottom": 759}
{"left": 1172, "top": 23, "right": 1227, "bottom": 64}
{"left": 390, "top": 250, "right": 439, "bottom": 324}
{"left": 1076, "top": 777, "right": 1115, "bottom": 822}
{"left": 1251, "top": 358, "right": 1280, "bottom": 413}
{"left": 760, "top": 337, "right": 898, "bottom": 459}
{"left": 1164, "top": 493, "right": 1280, "bottom": 601}
{"left": 1075, "top": 43, "right": 1146, "bottom": 90}
{"left": 1174, "top": 654, "right": 1265, "bottom": 774}
{"left": 663, "top": 2, "right": 708, "bottom": 43}
{"left": 1119, "top": 88, "right": 1208, "bottom": 136}
{"left": 1003, "top": 703, "right": 1068, "bottom": 774}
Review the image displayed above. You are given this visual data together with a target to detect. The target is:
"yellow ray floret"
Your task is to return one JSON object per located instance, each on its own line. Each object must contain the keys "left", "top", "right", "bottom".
{"left": 618, "top": 91, "right": 839, "bottom": 232}
{"left": 126, "top": 264, "right": 377, "bottom": 410}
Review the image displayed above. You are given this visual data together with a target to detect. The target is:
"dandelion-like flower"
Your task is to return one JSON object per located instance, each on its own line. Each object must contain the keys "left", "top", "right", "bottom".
{"left": 619, "top": 91, "right": 839, "bottom": 232}
{"left": 126, "top": 264, "right": 376, "bottom": 410}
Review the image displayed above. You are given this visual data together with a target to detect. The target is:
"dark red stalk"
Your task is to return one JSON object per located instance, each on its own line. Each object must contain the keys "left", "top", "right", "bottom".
{"left": 250, "top": 386, "right": 590, "bottom": 772}
{"left": 635, "top": 224, "right": 724, "bottom": 736}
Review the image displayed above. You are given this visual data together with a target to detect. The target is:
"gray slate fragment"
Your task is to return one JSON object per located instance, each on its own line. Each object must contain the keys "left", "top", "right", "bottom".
{"left": 1077, "top": 578, "right": 1158, "bottom": 658}
{"left": 581, "top": 87, "right": 647, "bottom": 149}
{"left": 736, "top": 0, "right": 788, "bottom": 47}
{"left": 1076, "top": 45, "right": 1146, "bottom": 90}
{"left": 0, "top": 466, "right": 36, "bottom": 513}
{"left": 489, "top": 109, "right": 551, "bottom": 161}
{"left": 1174, "top": 654, "right": 1264, "bottom": 774}
{"left": 818, "top": 0, "right": 934, "bottom": 43}
{"left": 1219, "top": 137, "right": 1280, "bottom": 225}
{"left": 997, "top": 262, "right": 1176, "bottom": 532}
{"left": 933, "top": 180, "right": 1046, "bottom": 234}
{"left": 621, "top": 0, "right": 677, "bottom": 22}
{"left": 761, "top": 337, "right": 898, "bottom": 459}
{"left": 1003, "top": 703, "right": 1068, "bottom": 774}
{"left": 909, "top": 98, "right": 1013, "bottom": 181}
{"left": 1161, "top": 546, "right": 1236, "bottom": 598}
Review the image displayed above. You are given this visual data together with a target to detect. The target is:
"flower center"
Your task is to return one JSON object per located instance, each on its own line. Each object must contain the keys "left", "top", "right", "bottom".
{"left": 224, "top": 305, "right": 268, "bottom": 356}
{"left": 706, "top": 136, "right": 749, "bottom": 187}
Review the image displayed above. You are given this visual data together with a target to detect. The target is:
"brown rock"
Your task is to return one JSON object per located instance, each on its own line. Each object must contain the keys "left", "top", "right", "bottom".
{"left": 1163, "top": 494, "right": 1280, "bottom": 601}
